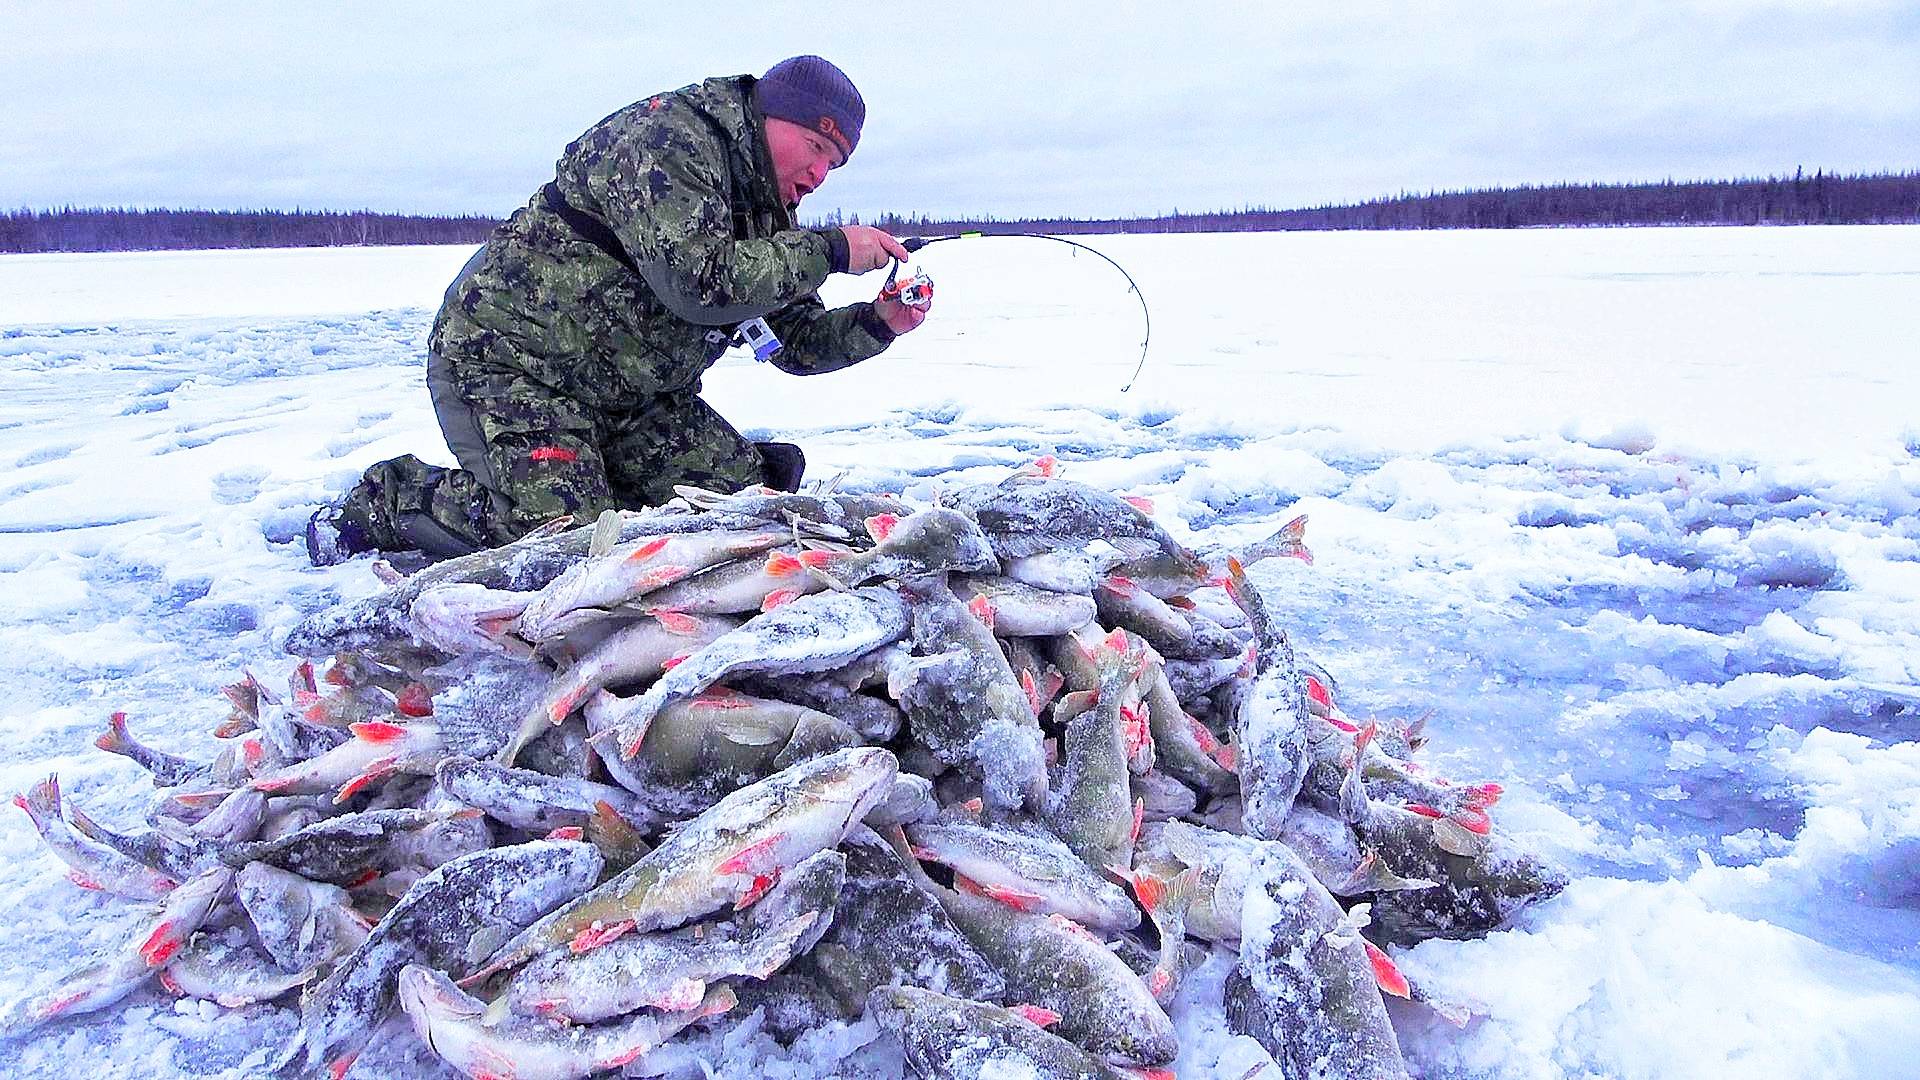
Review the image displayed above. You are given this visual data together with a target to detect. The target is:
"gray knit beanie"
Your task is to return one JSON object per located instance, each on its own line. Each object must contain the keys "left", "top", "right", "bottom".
{"left": 754, "top": 55, "right": 864, "bottom": 162}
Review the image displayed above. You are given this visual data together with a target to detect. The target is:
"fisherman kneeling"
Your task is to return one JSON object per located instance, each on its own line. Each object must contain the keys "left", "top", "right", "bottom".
{"left": 308, "top": 55, "right": 927, "bottom": 565}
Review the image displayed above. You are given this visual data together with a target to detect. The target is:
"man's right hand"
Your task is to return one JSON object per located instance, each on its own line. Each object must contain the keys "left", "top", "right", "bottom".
{"left": 838, "top": 226, "right": 911, "bottom": 273}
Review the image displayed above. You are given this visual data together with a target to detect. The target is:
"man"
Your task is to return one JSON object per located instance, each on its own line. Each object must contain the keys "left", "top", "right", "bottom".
{"left": 307, "top": 55, "right": 924, "bottom": 565}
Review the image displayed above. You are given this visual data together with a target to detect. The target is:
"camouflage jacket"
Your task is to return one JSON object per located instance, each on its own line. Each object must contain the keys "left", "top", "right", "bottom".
{"left": 430, "top": 76, "right": 895, "bottom": 415}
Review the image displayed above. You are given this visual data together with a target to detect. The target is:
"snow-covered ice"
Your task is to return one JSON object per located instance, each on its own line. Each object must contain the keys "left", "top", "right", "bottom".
{"left": 1, "top": 225, "right": 1916, "bottom": 1078}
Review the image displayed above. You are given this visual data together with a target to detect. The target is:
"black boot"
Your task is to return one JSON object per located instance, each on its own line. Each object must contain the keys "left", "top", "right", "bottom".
{"left": 756, "top": 441, "right": 806, "bottom": 492}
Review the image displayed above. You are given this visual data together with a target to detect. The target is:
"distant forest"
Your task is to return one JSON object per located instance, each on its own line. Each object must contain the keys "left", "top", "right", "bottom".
{"left": 3, "top": 171, "right": 1915, "bottom": 253}
{"left": 0, "top": 207, "right": 498, "bottom": 254}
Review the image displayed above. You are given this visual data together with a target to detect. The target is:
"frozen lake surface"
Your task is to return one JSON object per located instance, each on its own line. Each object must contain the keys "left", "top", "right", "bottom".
{"left": 1, "top": 226, "right": 1916, "bottom": 1078}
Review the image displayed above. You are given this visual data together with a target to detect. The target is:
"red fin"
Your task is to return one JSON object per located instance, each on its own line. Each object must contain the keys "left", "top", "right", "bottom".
{"left": 765, "top": 552, "right": 805, "bottom": 577}
{"left": 333, "top": 755, "right": 398, "bottom": 803}
{"left": 1148, "top": 969, "right": 1172, "bottom": 996}
{"left": 690, "top": 688, "right": 752, "bottom": 710}
{"left": 1130, "top": 798, "right": 1146, "bottom": 847}
{"left": 960, "top": 797, "right": 983, "bottom": 814}
{"left": 650, "top": 608, "right": 702, "bottom": 635}
{"left": 1123, "top": 1069, "right": 1177, "bottom": 1080}
{"left": 323, "top": 660, "right": 354, "bottom": 687}
{"left": 1121, "top": 704, "right": 1150, "bottom": 757}
{"left": 979, "top": 882, "right": 1046, "bottom": 912}
{"left": 631, "top": 564, "right": 691, "bottom": 591}
{"left": 799, "top": 549, "right": 838, "bottom": 568}
{"left": 716, "top": 833, "right": 782, "bottom": 876}
{"left": 1123, "top": 495, "right": 1155, "bottom": 515}
{"left": 1102, "top": 575, "right": 1139, "bottom": 598}
{"left": 1102, "top": 627, "right": 1130, "bottom": 653}
{"left": 1009, "top": 1003, "right": 1062, "bottom": 1028}
{"left": 1305, "top": 676, "right": 1334, "bottom": 709}
{"left": 295, "top": 662, "right": 316, "bottom": 694}
{"left": 660, "top": 655, "right": 687, "bottom": 672}
{"left": 864, "top": 513, "right": 899, "bottom": 542}
{"left": 1327, "top": 715, "right": 1360, "bottom": 733}
{"left": 1164, "top": 594, "right": 1196, "bottom": 610}
{"left": 327, "top": 1052, "right": 359, "bottom": 1080}
{"left": 1187, "top": 714, "right": 1222, "bottom": 754}
{"left": 67, "top": 870, "right": 106, "bottom": 891}
{"left": 139, "top": 920, "right": 182, "bottom": 966}
{"left": 548, "top": 685, "right": 589, "bottom": 723}
{"left": 1451, "top": 807, "right": 1493, "bottom": 834}
{"left": 1128, "top": 870, "right": 1166, "bottom": 912}
{"left": 545, "top": 825, "right": 585, "bottom": 841}
{"left": 394, "top": 684, "right": 433, "bottom": 718}
{"left": 1406, "top": 804, "right": 1445, "bottom": 819}
{"left": 96, "top": 711, "right": 130, "bottom": 753}
{"left": 1022, "top": 455, "right": 1059, "bottom": 478}
{"left": 346, "top": 868, "right": 381, "bottom": 889}
{"left": 761, "top": 588, "right": 801, "bottom": 612}
{"left": 1463, "top": 782, "right": 1504, "bottom": 809}
{"left": 967, "top": 594, "right": 996, "bottom": 630}
{"left": 1365, "top": 940, "right": 1412, "bottom": 998}
{"left": 569, "top": 919, "right": 635, "bottom": 954}
{"left": 625, "top": 537, "right": 670, "bottom": 563}
{"left": 736, "top": 869, "right": 781, "bottom": 909}
{"left": 158, "top": 970, "right": 184, "bottom": 996}
{"left": 349, "top": 720, "right": 408, "bottom": 744}
{"left": 250, "top": 774, "right": 296, "bottom": 793}
{"left": 1214, "top": 744, "right": 1237, "bottom": 772}
{"left": 1353, "top": 720, "right": 1377, "bottom": 757}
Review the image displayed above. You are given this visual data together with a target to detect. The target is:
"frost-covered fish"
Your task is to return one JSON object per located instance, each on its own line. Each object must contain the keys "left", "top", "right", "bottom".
{"left": 1353, "top": 796, "right": 1569, "bottom": 947}
{"left": 596, "top": 587, "right": 912, "bottom": 758}
{"left": 400, "top": 964, "right": 731, "bottom": 1080}
{"left": 1093, "top": 574, "right": 1194, "bottom": 657}
{"left": 283, "top": 505, "right": 766, "bottom": 656}
{"left": 95, "top": 711, "right": 210, "bottom": 787}
{"left": 584, "top": 687, "right": 861, "bottom": 816}
{"left": 1046, "top": 630, "right": 1147, "bottom": 872}
{"left": 248, "top": 719, "right": 445, "bottom": 803}
{"left": 222, "top": 806, "right": 473, "bottom": 885}
{"left": 1223, "top": 557, "right": 1310, "bottom": 839}
{"left": 1099, "top": 513, "right": 1312, "bottom": 599}
{"left": 273, "top": 838, "right": 605, "bottom": 1079}
{"left": 407, "top": 582, "right": 536, "bottom": 657}
{"left": 903, "top": 819, "right": 1139, "bottom": 932}
{"left": 162, "top": 931, "right": 317, "bottom": 1008}
{"left": 467, "top": 747, "right": 896, "bottom": 982}
{"left": 942, "top": 476, "right": 1201, "bottom": 572}
{"left": 1139, "top": 658, "right": 1236, "bottom": 797}
{"left": 13, "top": 775, "right": 178, "bottom": 899}
{"left": 436, "top": 755, "right": 660, "bottom": 834}
{"left": 1001, "top": 549, "right": 1098, "bottom": 594}
{"left": 1223, "top": 844, "right": 1411, "bottom": 1080}
{"left": 63, "top": 799, "right": 223, "bottom": 883}
{"left": 891, "top": 577, "right": 1049, "bottom": 811}
{"left": 0, "top": 866, "right": 232, "bottom": 1037}
{"left": 869, "top": 984, "right": 1166, "bottom": 1080}
{"left": 673, "top": 484, "right": 908, "bottom": 536}
{"left": 637, "top": 544, "right": 841, "bottom": 614}
{"left": 497, "top": 609, "right": 738, "bottom": 765}
{"left": 892, "top": 829, "right": 1177, "bottom": 1067}
{"left": 953, "top": 573, "right": 1098, "bottom": 637}
{"left": 516, "top": 528, "right": 786, "bottom": 642}
{"left": 800, "top": 828, "right": 1004, "bottom": 1015}
{"left": 504, "top": 909, "right": 817, "bottom": 1023}
{"left": 235, "top": 861, "right": 374, "bottom": 971}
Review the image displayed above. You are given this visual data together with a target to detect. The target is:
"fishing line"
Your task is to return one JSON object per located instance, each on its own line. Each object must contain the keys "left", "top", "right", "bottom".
{"left": 900, "top": 232, "right": 1153, "bottom": 393}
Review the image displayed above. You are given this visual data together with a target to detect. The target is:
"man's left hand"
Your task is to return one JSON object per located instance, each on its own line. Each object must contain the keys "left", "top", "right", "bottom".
{"left": 874, "top": 292, "right": 929, "bottom": 335}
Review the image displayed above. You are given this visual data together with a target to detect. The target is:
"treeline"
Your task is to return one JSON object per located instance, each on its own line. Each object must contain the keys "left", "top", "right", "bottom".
{"left": 0, "top": 207, "right": 501, "bottom": 254}
{"left": 6, "top": 171, "right": 1916, "bottom": 253}
{"left": 831, "top": 169, "right": 1920, "bottom": 236}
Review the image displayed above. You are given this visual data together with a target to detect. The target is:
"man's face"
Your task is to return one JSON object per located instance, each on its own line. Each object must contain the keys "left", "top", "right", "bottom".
{"left": 764, "top": 117, "right": 845, "bottom": 211}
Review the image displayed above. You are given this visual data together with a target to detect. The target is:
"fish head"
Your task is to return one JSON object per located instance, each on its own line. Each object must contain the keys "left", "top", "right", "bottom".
{"left": 878, "top": 508, "right": 998, "bottom": 575}
{"left": 396, "top": 963, "right": 485, "bottom": 1024}
{"left": 789, "top": 747, "right": 900, "bottom": 818}
{"left": 864, "top": 983, "right": 922, "bottom": 1033}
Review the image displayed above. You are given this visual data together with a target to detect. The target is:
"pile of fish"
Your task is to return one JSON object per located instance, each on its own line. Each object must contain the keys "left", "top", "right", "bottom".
{"left": 3, "top": 462, "right": 1569, "bottom": 1079}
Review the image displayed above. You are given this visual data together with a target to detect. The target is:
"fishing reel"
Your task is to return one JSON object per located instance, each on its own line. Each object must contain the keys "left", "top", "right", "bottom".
{"left": 879, "top": 262, "right": 935, "bottom": 309}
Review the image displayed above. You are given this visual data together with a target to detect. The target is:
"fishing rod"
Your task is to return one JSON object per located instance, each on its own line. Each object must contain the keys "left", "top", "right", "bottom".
{"left": 883, "top": 231, "right": 1154, "bottom": 393}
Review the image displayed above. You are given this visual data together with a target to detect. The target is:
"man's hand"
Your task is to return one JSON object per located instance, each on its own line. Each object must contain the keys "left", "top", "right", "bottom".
{"left": 874, "top": 290, "right": 929, "bottom": 335}
{"left": 839, "top": 225, "right": 911, "bottom": 273}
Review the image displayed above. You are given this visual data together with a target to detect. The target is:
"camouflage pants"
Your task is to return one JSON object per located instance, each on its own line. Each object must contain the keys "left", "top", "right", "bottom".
{"left": 343, "top": 356, "right": 792, "bottom": 556}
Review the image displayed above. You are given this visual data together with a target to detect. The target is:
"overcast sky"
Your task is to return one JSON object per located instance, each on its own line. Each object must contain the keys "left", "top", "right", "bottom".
{"left": 3, "top": 1, "right": 1916, "bottom": 220}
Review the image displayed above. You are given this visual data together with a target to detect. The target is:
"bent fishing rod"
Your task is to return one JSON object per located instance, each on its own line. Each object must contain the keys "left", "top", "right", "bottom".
{"left": 887, "top": 231, "right": 1154, "bottom": 393}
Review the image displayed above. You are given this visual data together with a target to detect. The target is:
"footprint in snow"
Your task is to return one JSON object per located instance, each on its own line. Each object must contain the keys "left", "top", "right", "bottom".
{"left": 13, "top": 442, "right": 82, "bottom": 467}
{"left": 211, "top": 467, "right": 271, "bottom": 505}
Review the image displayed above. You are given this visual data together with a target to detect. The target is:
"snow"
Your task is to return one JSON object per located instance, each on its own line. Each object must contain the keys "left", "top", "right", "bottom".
{"left": 2, "top": 225, "right": 1918, "bottom": 1079}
